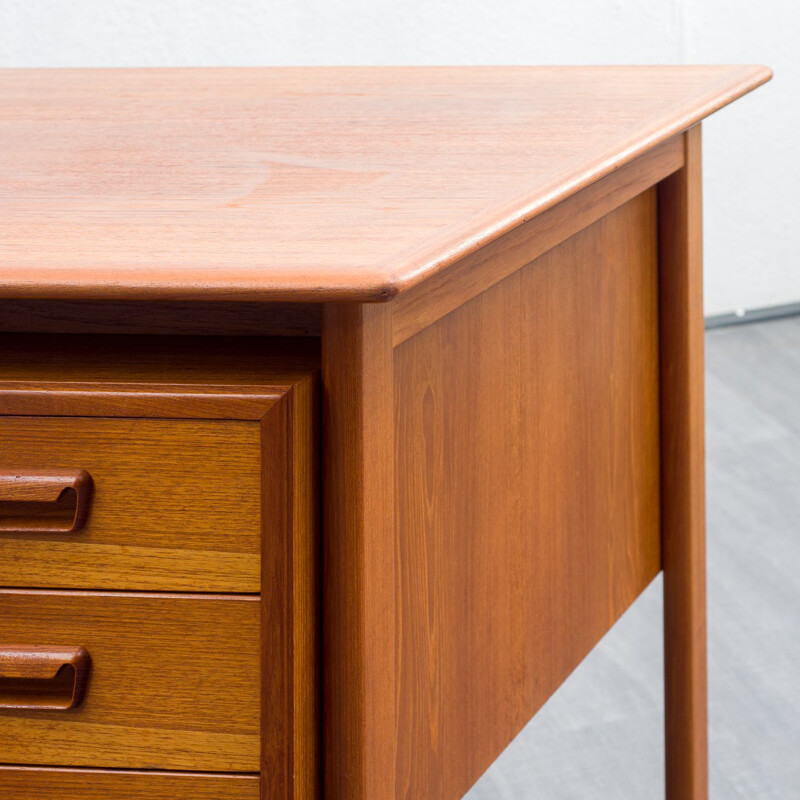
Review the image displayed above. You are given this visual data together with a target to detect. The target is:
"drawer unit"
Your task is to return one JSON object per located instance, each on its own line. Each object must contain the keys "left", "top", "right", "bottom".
{"left": 0, "top": 335, "right": 320, "bottom": 798}
{"left": 0, "top": 416, "right": 262, "bottom": 592}
{"left": 0, "top": 590, "right": 260, "bottom": 771}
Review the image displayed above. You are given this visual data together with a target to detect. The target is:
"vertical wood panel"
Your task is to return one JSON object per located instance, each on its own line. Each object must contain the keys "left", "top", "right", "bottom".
{"left": 322, "top": 303, "right": 396, "bottom": 798}
{"left": 658, "top": 125, "right": 709, "bottom": 799}
{"left": 393, "top": 191, "right": 662, "bottom": 797}
{"left": 260, "top": 378, "right": 319, "bottom": 800}
{"left": 261, "top": 397, "right": 291, "bottom": 798}
{"left": 290, "top": 376, "right": 320, "bottom": 800}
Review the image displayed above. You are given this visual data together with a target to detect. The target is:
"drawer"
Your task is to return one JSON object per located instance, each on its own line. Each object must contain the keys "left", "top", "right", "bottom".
{"left": 0, "top": 335, "right": 320, "bottom": 796}
{"left": 0, "top": 590, "right": 260, "bottom": 772}
{"left": 0, "top": 766, "right": 260, "bottom": 800}
{"left": 0, "top": 416, "right": 262, "bottom": 591}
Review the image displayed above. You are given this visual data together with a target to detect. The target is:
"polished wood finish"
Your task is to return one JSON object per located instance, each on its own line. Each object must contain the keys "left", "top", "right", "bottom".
{"left": 0, "top": 66, "right": 769, "bottom": 302}
{"left": 0, "top": 384, "right": 280, "bottom": 419}
{"left": 0, "top": 589, "right": 260, "bottom": 772}
{"left": 0, "top": 645, "right": 91, "bottom": 710}
{"left": 393, "top": 190, "right": 662, "bottom": 797}
{"left": 659, "top": 125, "right": 709, "bottom": 799}
{"left": 322, "top": 303, "right": 396, "bottom": 799}
{"left": 0, "top": 334, "right": 319, "bottom": 385}
{"left": 0, "top": 300, "right": 322, "bottom": 337}
{"left": 0, "top": 67, "right": 770, "bottom": 799}
{"left": 0, "top": 416, "right": 263, "bottom": 591}
{"left": 392, "top": 134, "right": 684, "bottom": 345}
{"left": 260, "top": 379, "right": 320, "bottom": 799}
{"left": 0, "top": 468, "right": 93, "bottom": 533}
{"left": 0, "top": 469, "right": 92, "bottom": 503}
{"left": 0, "top": 766, "right": 260, "bottom": 800}
{"left": 1, "top": 333, "right": 320, "bottom": 794}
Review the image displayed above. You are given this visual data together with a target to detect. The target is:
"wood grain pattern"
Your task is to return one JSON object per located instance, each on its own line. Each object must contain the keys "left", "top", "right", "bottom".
{"left": 0, "top": 468, "right": 93, "bottom": 533}
{"left": 0, "top": 300, "right": 322, "bottom": 337}
{"left": 322, "top": 303, "right": 396, "bottom": 799}
{"left": 0, "top": 468, "right": 92, "bottom": 503}
{"left": 0, "top": 384, "right": 280, "bottom": 419}
{"left": 0, "top": 766, "right": 260, "bottom": 799}
{"left": 0, "top": 334, "right": 319, "bottom": 386}
{"left": 0, "top": 416, "right": 262, "bottom": 591}
{"left": 658, "top": 126, "right": 709, "bottom": 799}
{"left": 260, "top": 378, "right": 320, "bottom": 799}
{"left": 0, "top": 333, "right": 321, "bottom": 794}
{"left": 393, "top": 191, "right": 662, "bottom": 797}
{"left": 0, "top": 589, "right": 260, "bottom": 772}
{"left": 0, "top": 66, "right": 769, "bottom": 302}
{"left": 0, "top": 645, "right": 91, "bottom": 711}
{"left": 289, "top": 375, "right": 320, "bottom": 800}
{"left": 393, "top": 134, "right": 683, "bottom": 345}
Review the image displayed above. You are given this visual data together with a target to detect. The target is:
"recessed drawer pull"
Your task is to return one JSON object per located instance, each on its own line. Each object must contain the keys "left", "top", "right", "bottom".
{"left": 0, "top": 470, "right": 94, "bottom": 534}
{"left": 0, "top": 646, "right": 91, "bottom": 710}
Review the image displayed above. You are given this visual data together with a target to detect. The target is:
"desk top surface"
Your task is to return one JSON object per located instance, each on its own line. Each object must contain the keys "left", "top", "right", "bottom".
{"left": 0, "top": 65, "right": 769, "bottom": 302}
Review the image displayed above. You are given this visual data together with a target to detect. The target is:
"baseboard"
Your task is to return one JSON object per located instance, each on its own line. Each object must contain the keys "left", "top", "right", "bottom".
{"left": 705, "top": 301, "right": 800, "bottom": 330}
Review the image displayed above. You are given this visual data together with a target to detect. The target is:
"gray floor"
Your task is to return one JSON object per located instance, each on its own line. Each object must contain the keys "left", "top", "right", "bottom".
{"left": 466, "top": 315, "right": 800, "bottom": 799}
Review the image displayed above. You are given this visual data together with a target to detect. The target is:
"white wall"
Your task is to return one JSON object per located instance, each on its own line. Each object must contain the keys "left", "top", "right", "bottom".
{"left": 1, "top": 0, "right": 794, "bottom": 315}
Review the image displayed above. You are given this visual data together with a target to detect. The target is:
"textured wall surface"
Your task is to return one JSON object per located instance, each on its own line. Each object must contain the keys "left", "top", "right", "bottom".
{"left": 0, "top": 0, "right": 792, "bottom": 314}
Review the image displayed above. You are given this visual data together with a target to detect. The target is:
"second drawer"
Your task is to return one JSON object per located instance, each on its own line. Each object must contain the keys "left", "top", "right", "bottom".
{"left": 0, "top": 590, "right": 260, "bottom": 772}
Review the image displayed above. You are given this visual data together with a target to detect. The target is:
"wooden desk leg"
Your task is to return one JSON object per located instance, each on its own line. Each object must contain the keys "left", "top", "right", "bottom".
{"left": 322, "top": 302, "right": 397, "bottom": 799}
{"left": 658, "top": 124, "right": 709, "bottom": 800}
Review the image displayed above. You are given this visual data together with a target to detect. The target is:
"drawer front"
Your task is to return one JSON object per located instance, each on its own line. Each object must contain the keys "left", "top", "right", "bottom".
{"left": 0, "top": 590, "right": 260, "bottom": 772}
{"left": 0, "top": 767, "right": 260, "bottom": 800}
{"left": 0, "top": 416, "right": 262, "bottom": 592}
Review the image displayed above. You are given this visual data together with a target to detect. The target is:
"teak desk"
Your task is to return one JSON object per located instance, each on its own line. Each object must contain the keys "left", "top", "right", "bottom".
{"left": 0, "top": 66, "right": 770, "bottom": 799}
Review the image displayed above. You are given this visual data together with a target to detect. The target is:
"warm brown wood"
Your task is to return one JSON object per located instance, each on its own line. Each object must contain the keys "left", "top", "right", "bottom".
{"left": 0, "top": 416, "right": 263, "bottom": 591}
{"left": 260, "top": 378, "right": 320, "bottom": 799}
{"left": 393, "top": 191, "right": 662, "bottom": 797}
{"left": 0, "top": 766, "right": 260, "bottom": 799}
{"left": 0, "top": 334, "right": 319, "bottom": 386}
{"left": 0, "top": 300, "right": 322, "bottom": 337}
{"left": 0, "top": 333, "right": 321, "bottom": 794}
{"left": 393, "top": 134, "right": 684, "bottom": 345}
{"left": 322, "top": 303, "right": 396, "bottom": 799}
{"left": 0, "top": 468, "right": 93, "bottom": 533}
{"left": 0, "top": 589, "right": 260, "bottom": 772}
{"left": 0, "top": 68, "right": 769, "bottom": 799}
{"left": 0, "top": 333, "right": 318, "bottom": 453}
{"left": 0, "top": 66, "right": 770, "bottom": 302}
{"left": 289, "top": 375, "right": 320, "bottom": 800}
{"left": 658, "top": 125, "right": 709, "bottom": 799}
{"left": 0, "top": 383, "right": 280, "bottom": 419}
{"left": 0, "top": 645, "right": 91, "bottom": 710}
{"left": 0, "top": 469, "right": 91, "bottom": 503}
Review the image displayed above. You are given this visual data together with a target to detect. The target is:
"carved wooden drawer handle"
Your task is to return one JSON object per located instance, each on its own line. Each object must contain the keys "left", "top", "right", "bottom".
{"left": 0, "top": 646, "right": 92, "bottom": 710}
{"left": 0, "top": 469, "right": 94, "bottom": 533}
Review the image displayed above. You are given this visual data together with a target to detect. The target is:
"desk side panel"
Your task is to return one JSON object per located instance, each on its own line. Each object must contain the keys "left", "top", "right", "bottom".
{"left": 393, "top": 189, "right": 661, "bottom": 797}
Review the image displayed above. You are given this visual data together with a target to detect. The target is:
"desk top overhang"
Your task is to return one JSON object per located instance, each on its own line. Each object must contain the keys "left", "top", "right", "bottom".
{"left": 0, "top": 65, "right": 770, "bottom": 302}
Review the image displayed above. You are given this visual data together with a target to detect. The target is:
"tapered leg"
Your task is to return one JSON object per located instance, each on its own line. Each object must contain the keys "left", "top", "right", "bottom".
{"left": 658, "top": 124, "right": 709, "bottom": 799}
